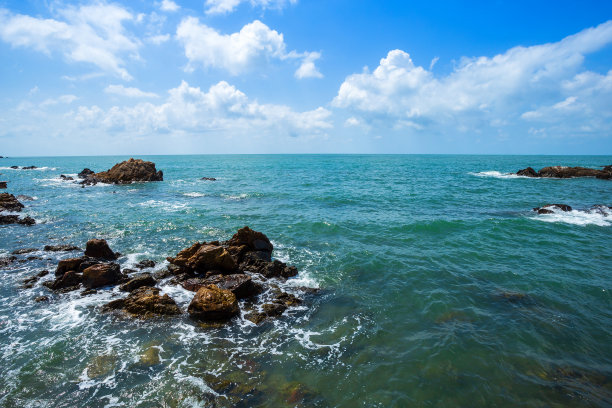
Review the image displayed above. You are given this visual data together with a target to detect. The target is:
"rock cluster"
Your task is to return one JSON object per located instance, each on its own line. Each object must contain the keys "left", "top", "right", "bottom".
{"left": 533, "top": 204, "right": 573, "bottom": 214}
{"left": 517, "top": 165, "right": 612, "bottom": 179}
{"left": 0, "top": 193, "right": 35, "bottom": 226}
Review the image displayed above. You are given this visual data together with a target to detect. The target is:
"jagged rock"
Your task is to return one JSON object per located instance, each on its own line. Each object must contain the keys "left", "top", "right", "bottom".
{"left": 22, "top": 270, "right": 48, "bottom": 286}
{"left": 533, "top": 204, "right": 573, "bottom": 214}
{"left": 78, "top": 168, "right": 95, "bottom": 178}
{"left": 82, "top": 263, "right": 122, "bottom": 288}
{"left": 44, "top": 244, "right": 81, "bottom": 252}
{"left": 0, "top": 193, "right": 24, "bottom": 212}
{"left": 273, "top": 291, "right": 302, "bottom": 307}
{"left": 12, "top": 248, "right": 37, "bottom": 255}
{"left": 84, "top": 239, "right": 118, "bottom": 260}
{"left": 35, "top": 296, "right": 49, "bottom": 302}
{"left": 59, "top": 175, "right": 74, "bottom": 181}
{"left": 188, "top": 285, "right": 239, "bottom": 321}
{"left": 517, "top": 165, "right": 612, "bottom": 179}
{"left": 245, "top": 303, "right": 287, "bottom": 324}
{"left": 94, "top": 158, "right": 163, "bottom": 184}
{"left": 182, "top": 274, "right": 262, "bottom": 299}
{"left": 0, "top": 214, "right": 35, "bottom": 225}
{"left": 135, "top": 259, "right": 155, "bottom": 269}
{"left": 0, "top": 256, "right": 16, "bottom": 267}
{"left": 168, "top": 243, "right": 236, "bottom": 273}
{"left": 56, "top": 257, "right": 84, "bottom": 277}
{"left": 0, "top": 181, "right": 6, "bottom": 189}
{"left": 240, "top": 258, "right": 298, "bottom": 280}
{"left": 103, "top": 286, "right": 181, "bottom": 317}
{"left": 227, "top": 226, "right": 273, "bottom": 254}
{"left": 119, "top": 273, "right": 156, "bottom": 292}
{"left": 43, "top": 270, "right": 83, "bottom": 291}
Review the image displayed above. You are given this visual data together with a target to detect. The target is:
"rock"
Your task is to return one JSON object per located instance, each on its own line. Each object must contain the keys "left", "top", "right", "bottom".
{"left": 44, "top": 244, "right": 81, "bottom": 252}
{"left": 78, "top": 168, "right": 95, "bottom": 178}
{"left": 200, "top": 177, "right": 216, "bottom": 181}
{"left": 80, "top": 289, "right": 97, "bottom": 296}
{"left": 103, "top": 286, "right": 181, "bottom": 318}
{"left": 86, "top": 354, "right": 117, "bottom": 379}
{"left": 82, "top": 263, "right": 122, "bottom": 288}
{"left": 55, "top": 257, "right": 85, "bottom": 277}
{"left": 0, "top": 193, "right": 24, "bottom": 212}
{"left": 187, "top": 285, "right": 239, "bottom": 321}
{"left": 168, "top": 243, "right": 237, "bottom": 273}
{"left": 0, "top": 181, "right": 6, "bottom": 189}
{"left": 139, "top": 346, "right": 161, "bottom": 366}
{"left": 517, "top": 165, "right": 612, "bottom": 179}
{"left": 84, "top": 239, "right": 118, "bottom": 260}
{"left": 119, "top": 273, "right": 156, "bottom": 292}
{"left": 22, "top": 270, "right": 47, "bottom": 286}
{"left": 21, "top": 166, "right": 37, "bottom": 170}
{"left": 94, "top": 158, "right": 163, "bottom": 184}
{"left": 16, "top": 195, "right": 34, "bottom": 201}
{"left": 12, "top": 248, "right": 37, "bottom": 255}
{"left": 182, "top": 274, "right": 262, "bottom": 299}
{"left": 533, "top": 204, "right": 573, "bottom": 214}
{"left": 10, "top": 166, "right": 18, "bottom": 169}
{"left": 43, "top": 270, "right": 83, "bottom": 291}
{"left": 517, "top": 167, "right": 538, "bottom": 177}
{"left": 59, "top": 174, "right": 74, "bottom": 181}
{"left": 0, "top": 256, "right": 17, "bottom": 267}
{"left": 274, "top": 291, "right": 302, "bottom": 307}
{"left": 135, "top": 259, "right": 155, "bottom": 269}
{"left": 227, "top": 226, "right": 273, "bottom": 254}
{"left": 0, "top": 214, "right": 35, "bottom": 225}
{"left": 245, "top": 303, "right": 287, "bottom": 324}
{"left": 240, "top": 258, "right": 298, "bottom": 280}
{"left": 34, "top": 296, "right": 49, "bottom": 302}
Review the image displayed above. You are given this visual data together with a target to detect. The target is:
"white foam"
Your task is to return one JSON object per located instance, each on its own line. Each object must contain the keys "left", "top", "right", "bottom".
{"left": 183, "top": 192, "right": 205, "bottom": 197}
{"left": 532, "top": 206, "right": 611, "bottom": 227}
{"left": 470, "top": 171, "right": 528, "bottom": 179}
{"left": 221, "top": 193, "right": 249, "bottom": 201}
{"left": 134, "top": 200, "right": 188, "bottom": 211}
{"left": 0, "top": 166, "right": 55, "bottom": 171}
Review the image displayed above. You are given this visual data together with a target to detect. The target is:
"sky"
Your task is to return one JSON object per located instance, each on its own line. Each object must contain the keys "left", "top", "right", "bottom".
{"left": 1, "top": 0, "right": 612, "bottom": 156}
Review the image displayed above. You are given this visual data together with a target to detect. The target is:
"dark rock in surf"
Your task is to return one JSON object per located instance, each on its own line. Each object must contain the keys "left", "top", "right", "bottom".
{"left": 21, "top": 166, "right": 37, "bottom": 170}
{"left": 201, "top": 177, "right": 216, "bottom": 181}
{"left": 78, "top": 168, "right": 95, "bottom": 178}
{"left": 12, "top": 248, "right": 37, "bottom": 255}
{"left": 44, "top": 244, "right": 81, "bottom": 252}
{"left": 43, "top": 270, "right": 83, "bottom": 291}
{"left": 0, "top": 193, "right": 24, "bottom": 212}
{"left": 119, "top": 273, "right": 156, "bottom": 292}
{"left": 10, "top": 166, "right": 18, "bottom": 169}
{"left": 84, "top": 239, "right": 118, "bottom": 260}
{"left": 182, "top": 274, "right": 262, "bottom": 299}
{"left": 0, "top": 214, "right": 35, "bottom": 225}
{"left": 135, "top": 259, "right": 156, "bottom": 269}
{"left": 533, "top": 204, "right": 573, "bottom": 214}
{"left": 59, "top": 175, "right": 74, "bottom": 181}
{"left": 516, "top": 167, "right": 538, "bottom": 177}
{"left": 516, "top": 165, "right": 612, "bottom": 179}
{"left": 35, "top": 296, "right": 49, "bottom": 302}
{"left": 0, "top": 181, "right": 7, "bottom": 189}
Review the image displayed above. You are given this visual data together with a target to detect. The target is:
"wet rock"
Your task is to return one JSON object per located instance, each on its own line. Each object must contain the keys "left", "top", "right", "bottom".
{"left": 94, "top": 158, "right": 163, "bottom": 184}
{"left": 34, "top": 296, "right": 49, "bottom": 302}
{"left": 0, "top": 256, "right": 17, "bottom": 267}
{"left": 43, "top": 270, "right": 83, "bottom": 291}
{"left": 0, "top": 181, "right": 6, "bottom": 189}
{"left": 245, "top": 303, "right": 287, "bottom": 324}
{"left": 22, "top": 270, "right": 48, "bottom": 286}
{"left": 86, "top": 354, "right": 117, "bottom": 379}
{"left": 168, "top": 243, "right": 237, "bottom": 273}
{"left": 0, "top": 193, "right": 24, "bottom": 212}
{"left": 84, "top": 239, "right": 118, "bottom": 260}
{"left": 153, "top": 268, "right": 173, "bottom": 280}
{"left": 240, "top": 258, "right": 298, "bottom": 280}
{"left": 533, "top": 204, "right": 573, "bottom": 214}
{"left": 56, "top": 257, "right": 85, "bottom": 277}
{"left": 59, "top": 174, "right": 74, "bottom": 181}
{"left": 82, "top": 263, "right": 122, "bottom": 288}
{"left": 139, "top": 345, "right": 161, "bottom": 366}
{"left": 103, "top": 286, "right": 181, "bottom": 318}
{"left": 12, "top": 248, "right": 37, "bottom": 255}
{"left": 10, "top": 165, "right": 18, "bottom": 169}
{"left": 273, "top": 291, "right": 302, "bottom": 307}
{"left": 135, "top": 259, "right": 155, "bottom": 269}
{"left": 0, "top": 214, "right": 35, "bottom": 225}
{"left": 188, "top": 285, "right": 239, "bottom": 321}
{"left": 182, "top": 274, "right": 262, "bottom": 299}
{"left": 44, "top": 244, "right": 81, "bottom": 252}
{"left": 80, "top": 288, "right": 97, "bottom": 296}
{"left": 200, "top": 177, "right": 216, "bottom": 181}
{"left": 78, "top": 168, "right": 95, "bottom": 178}
{"left": 282, "top": 382, "right": 318, "bottom": 405}
{"left": 21, "top": 165, "right": 37, "bottom": 170}
{"left": 227, "top": 226, "right": 273, "bottom": 254}
{"left": 517, "top": 165, "right": 612, "bottom": 179}
{"left": 119, "top": 273, "right": 156, "bottom": 292}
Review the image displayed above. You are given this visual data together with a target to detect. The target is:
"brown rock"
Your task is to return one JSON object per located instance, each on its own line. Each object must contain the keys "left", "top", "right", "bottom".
{"left": 82, "top": 263, "right": 122, "bottom": 288}
{"left": 119, "top": 273, "right": 156, "bottom": 292}
{"left": 533, "top": 204, "right": 573, "bottom": 214}
{"left": 168, "top": 243, "right": 236, "bottom": 273}
{"left": 94, "top": 158, "right": 163, "bottom": 184}
{"left": 187, "top": 285, "right": 239, "bottom": 321}
{"left": 135, "top": 259, "right": 155, "bottom": 269}
{"left": 44, "top": 270, "right": 83, "bottom": 291}
{"left": 84, "top": 239, "right": 117, "bottom": 260}
{"left": 103, "top": 286, "right": 181, "bottom": 317}
{"left": 44, "top": 244, "right": 81, "bottom": 252}
{"left": 518, "top": 165, "right": 612, "bottom": 179}
{"left": 56, "top": 257, "right": 84, "bottom": 277}
{"left": 227, "top": 226, "right": 273, "bottom": 253}
{"left": 35, "top": 296, "right": 49, "bottom": 302}
{"left": 0, "top": 193, "right": 24, "bottom": 212}
{"left": 0, "top": 181, "right": 6, "bottom": 189}
{"left": 517, "top": 167, "right": 538, "bottom": 177}
{"left": 182, "top": 274, "right": 262, "bottom": 299}
{"left": 240, "top": 258, "right": 298, "bottom": 279}
{"left": 12, "top": 248, "right": 37, "bottom": 255}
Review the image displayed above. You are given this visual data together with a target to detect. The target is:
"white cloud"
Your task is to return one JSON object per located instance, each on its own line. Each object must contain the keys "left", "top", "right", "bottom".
{"left": 205, "top": 0, "right": 297, "bottom": 15}
{"left": 105, "top": 85, "right": 159, "bottom": 98}
{"left": 147, "top": 34, "right": 171, "bottom": 44}
{"left": 160, "top": 0, "right": 180, "bottom": 12}
{"left": 71, "top": 80, "right": 331, "bottom": 135}
{"left": 0, "top": 4, "right": 140, "bottom": 80}
{"left": 345, "top": 117, "right": 361, "bottom": 127}
{"left": 333, "top": 20, "right": 612, "bottom": 137}
{"left": 176, "top": 17, "right": 321, "bottom": 78}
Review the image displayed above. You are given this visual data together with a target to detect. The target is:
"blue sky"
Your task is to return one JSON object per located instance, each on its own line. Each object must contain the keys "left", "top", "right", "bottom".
{"left": 1, "top": 0, "right": 611, "bottom": 156}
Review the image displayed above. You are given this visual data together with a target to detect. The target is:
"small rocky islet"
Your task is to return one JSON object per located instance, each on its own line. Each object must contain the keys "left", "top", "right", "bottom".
{"left": 33, "top": 226, "right": 308, "bottom": 325}
{"left": 517, "top": 165, "right": 612, "bottom": 179}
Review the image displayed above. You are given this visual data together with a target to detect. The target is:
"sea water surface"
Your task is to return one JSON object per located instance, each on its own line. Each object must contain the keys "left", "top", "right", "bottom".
{"left": 0, "top": 155, "right": 611, "bottom": 407}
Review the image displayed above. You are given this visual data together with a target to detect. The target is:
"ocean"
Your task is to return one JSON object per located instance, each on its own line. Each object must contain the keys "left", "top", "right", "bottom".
{"left": 0, "top": 154, "right": 610, "bottom": 407}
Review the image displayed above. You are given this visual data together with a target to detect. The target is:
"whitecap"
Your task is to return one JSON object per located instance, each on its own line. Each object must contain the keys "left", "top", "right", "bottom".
{"left": 183, "top": 192, "right": 205, "bottom": 197}
{"left": 532, "top": 206, "right": 611, "bottom": 227}
{"left": 470, "top": 171, "right": 528, "bottom": 179}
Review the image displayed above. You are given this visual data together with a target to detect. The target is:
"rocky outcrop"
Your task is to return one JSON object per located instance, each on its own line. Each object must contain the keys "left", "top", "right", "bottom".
{"left": 533, "top": 204, "right": 573, "bottom": 214}
{"left": 0, "top": 193, "right": 24, "bottom": 212}
{"left": 43, "top": 270, "right": 83, "bottom": 292}
{"left": 0, "top": 215, "right": 35, "bottom": 225}
{"left": 187, "top": 285, "right": 239, "bottom": 321}
{"left": 94, "top": 158, "right": 163, "bottom": 184}
{"left": 103, "top": 286, "right": 181, "bottom": 318}
{"left": 167, "top": 243, "right": 237, "bottom": 273}
{"left": 44, "top": 244, "right": 81, "bottom": 252}
{"left": 119, "top": 273, "right": 156, "bottom": 292}
{"left": 227, "top": 226, "right": 273, "bottom": 255}
{"left": 82, "top": 263, "right": 122, "bottom": 289}
{"left": 78, "top": 168, "right": 95, "bottom": 178}
{"left": 84, "top": 239, "right": 118, "bottom": 260}
{"left": 517, "top": 165, "right": 612, "bottom": 179}
{"left": 181, "top": 274, "right": 262, "bottom": 299}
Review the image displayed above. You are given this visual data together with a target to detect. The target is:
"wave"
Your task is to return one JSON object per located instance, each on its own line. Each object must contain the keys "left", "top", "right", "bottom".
{"left": 531, "top": 205, "right": 611, "bottom": 227}
{"left": 183, "top": 192, "right": 205, "bottom": 197}
{"left": 134, "top": 200, "right": 188, "bottom": 211}
{"left": 0, "top": 166, "right": 56, "bottom": 171}
{"left": 470, "top": 171, "right": 529, "bottom": 179}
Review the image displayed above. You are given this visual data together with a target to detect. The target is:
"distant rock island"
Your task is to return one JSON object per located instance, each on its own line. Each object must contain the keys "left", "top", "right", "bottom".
{"left": 517, "top": 165, "right": 611, "bottom": 179}
{"left": 75, "top": 158, "right": 163, "bottom": 185}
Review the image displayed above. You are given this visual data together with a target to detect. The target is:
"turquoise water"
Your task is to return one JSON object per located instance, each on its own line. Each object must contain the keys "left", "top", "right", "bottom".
{"left": 0, "top": 155, "right": 611, "bottom": 407}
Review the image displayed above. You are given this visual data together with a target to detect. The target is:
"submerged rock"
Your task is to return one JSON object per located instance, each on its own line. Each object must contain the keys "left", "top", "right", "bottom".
{"left": 94, "top": 158, "right": 163, "bottom": 184}
{"left": 188, "top": 285, "right": 239, "bottom": 321}
{"left": 516, "top": 165, "right": 612, "bottom": 179}
{"left": 103, "top": 286, "right": 181, "bottom": 318}
{"left": 0, "top": 193, "right": 24, "bottom": 212}
{"left": 16, "top": 195, "right": 34, "bottom": 201}
{"left": 84, "top": 239, "right": 118, "bottom": 260}
{"left": 59, "top": 174, "right": 74, "bottom": 181}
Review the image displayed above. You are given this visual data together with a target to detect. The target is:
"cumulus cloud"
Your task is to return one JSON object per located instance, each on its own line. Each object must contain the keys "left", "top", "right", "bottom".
{"left": 105, "top": 85, "right": 159, "bottom": 98}
{"left": 71, "top": 80, "right": 331, "bottom": 136}
{"left": 176, "top": 17, "right": 321, "bottom": 78}
{"left": 160, "top": 0, "right": 180, "bottom": 12}
{"left": 333, "top": 20, "right": 612, "bottom": 137}
{"left": 205, "top": 0, "right": 297, "bottom": 15}
{"left": 0, "top": 4, "right": 140, "bottom": 80}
